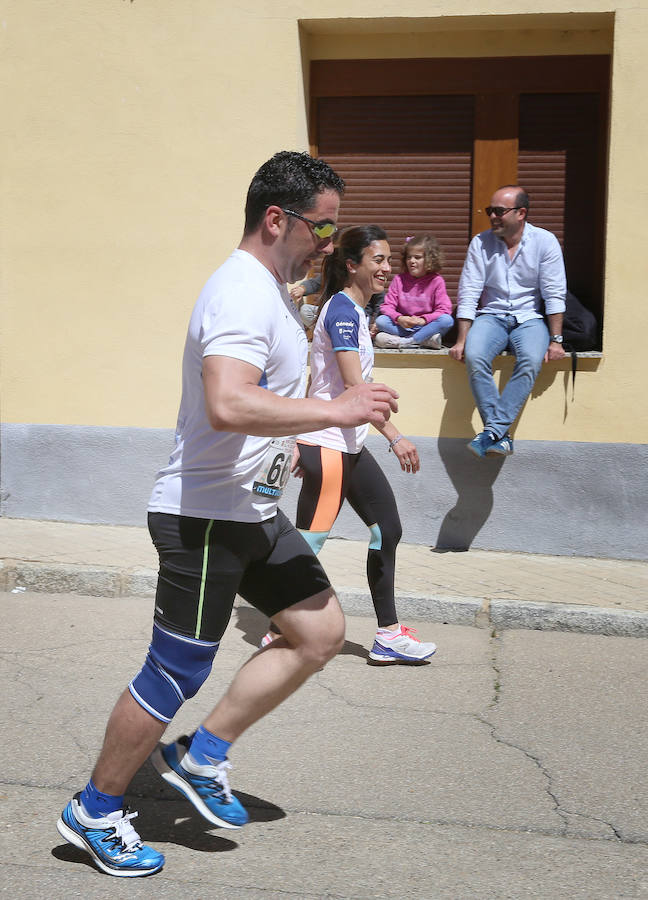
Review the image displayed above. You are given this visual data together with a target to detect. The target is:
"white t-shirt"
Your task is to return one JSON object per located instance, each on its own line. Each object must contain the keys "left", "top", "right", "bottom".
{"left": 299, "top": 291, "right": 374, "bottom": 454}
{"left": 148, "top": 249, "right": 308, "bottom": 522}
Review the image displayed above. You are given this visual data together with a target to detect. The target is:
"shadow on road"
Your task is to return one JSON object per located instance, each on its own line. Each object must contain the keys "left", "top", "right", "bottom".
{"left": 234, "top": 601, "right": 369, "bottom": 661}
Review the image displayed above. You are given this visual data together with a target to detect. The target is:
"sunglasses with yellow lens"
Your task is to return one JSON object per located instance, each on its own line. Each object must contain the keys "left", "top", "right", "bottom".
{"left": 281, "top": 208, "right": 338, "bottom": 240}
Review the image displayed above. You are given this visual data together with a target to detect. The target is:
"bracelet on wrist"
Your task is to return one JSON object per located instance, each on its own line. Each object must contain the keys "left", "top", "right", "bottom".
{"left": 388, "top": 435, "right": 403, "bottom": 452}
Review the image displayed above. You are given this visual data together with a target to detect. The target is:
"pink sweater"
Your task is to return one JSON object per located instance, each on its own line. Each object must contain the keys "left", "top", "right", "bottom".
{"left": 380, "top": 272, "right": 452, "bottom": 324}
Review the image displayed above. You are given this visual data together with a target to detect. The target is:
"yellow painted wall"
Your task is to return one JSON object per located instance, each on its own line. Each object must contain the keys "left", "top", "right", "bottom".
{"left": 2, "top": 1, "right": 647, "bottom": 441}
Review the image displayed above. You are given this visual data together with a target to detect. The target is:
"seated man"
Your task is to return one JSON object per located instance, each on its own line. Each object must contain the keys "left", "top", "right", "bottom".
{"left": 449, "top": 185, "right": 566, "bottom": 457}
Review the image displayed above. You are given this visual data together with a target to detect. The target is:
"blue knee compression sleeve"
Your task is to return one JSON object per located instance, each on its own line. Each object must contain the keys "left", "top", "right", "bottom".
{"left": 129, "top": 623, "right": 219, "bottom": 723}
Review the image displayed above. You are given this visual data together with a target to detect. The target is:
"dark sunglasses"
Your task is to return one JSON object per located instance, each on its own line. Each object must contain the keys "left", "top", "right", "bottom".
{"left": 281, "top": 208, "right": 338, "bottom": 240}
{"left": 486, "top": 206, "right": 522, "bottom": 217}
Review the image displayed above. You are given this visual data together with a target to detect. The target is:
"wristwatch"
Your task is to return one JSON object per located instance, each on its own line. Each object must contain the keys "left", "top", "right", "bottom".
{"left": 550, "top": 334, "right": 564, "bottom": 343}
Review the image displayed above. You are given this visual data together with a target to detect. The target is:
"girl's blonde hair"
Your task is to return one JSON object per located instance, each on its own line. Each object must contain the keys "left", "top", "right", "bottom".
{"left": 401, "top": 233, "right": 444, "bottom": 274}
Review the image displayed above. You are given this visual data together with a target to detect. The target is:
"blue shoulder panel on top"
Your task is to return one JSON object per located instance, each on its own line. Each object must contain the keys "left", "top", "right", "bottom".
{"left": 324, "top": 293, "right": 360, "bottom": 351}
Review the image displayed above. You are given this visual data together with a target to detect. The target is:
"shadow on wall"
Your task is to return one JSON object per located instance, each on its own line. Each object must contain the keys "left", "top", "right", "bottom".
{"left": 435, "top": 358, "right": 561, "bottom": 551}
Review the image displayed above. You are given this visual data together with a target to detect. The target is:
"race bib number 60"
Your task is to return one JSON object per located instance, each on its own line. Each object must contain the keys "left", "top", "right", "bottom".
{"left": 252, "top": 437, "right": 296, "bottom": 499}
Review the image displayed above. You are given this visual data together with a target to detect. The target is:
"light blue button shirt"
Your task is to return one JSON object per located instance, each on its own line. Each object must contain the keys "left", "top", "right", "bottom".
{"left": 456, "top": 221, "right": 566, "bottom": 322}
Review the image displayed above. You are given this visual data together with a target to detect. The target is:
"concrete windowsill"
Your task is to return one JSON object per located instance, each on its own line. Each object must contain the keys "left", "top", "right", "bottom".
{"left": 372, "top": 347, "right": 603, "bottom": 358}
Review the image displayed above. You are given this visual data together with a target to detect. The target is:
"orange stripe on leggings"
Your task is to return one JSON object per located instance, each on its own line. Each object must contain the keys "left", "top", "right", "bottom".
{"left": 310, "top": 447, "right": 344, "bottom": 532}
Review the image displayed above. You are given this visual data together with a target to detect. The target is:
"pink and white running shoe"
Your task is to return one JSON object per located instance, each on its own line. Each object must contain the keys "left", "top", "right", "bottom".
{"left": 368, "top": 625, "right": 437, "bottom": 664}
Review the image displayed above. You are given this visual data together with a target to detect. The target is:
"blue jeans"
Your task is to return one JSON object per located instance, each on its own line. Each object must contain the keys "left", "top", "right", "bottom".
{"left": 464, "top": 314, "right": 550, "bottom": 439}
{"left": 375, "top": 313, "right": 454, "bottom": 344}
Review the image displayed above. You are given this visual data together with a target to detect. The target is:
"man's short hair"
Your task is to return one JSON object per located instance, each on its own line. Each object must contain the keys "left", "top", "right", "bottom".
{"left": 243, "top": 151, "right": 345, "bottom": 236}
{"left": 514, "top": 188, "right": 530, "bottom": 214}
{"left": 498, "top": 184, "right": 530, "bottom": 217}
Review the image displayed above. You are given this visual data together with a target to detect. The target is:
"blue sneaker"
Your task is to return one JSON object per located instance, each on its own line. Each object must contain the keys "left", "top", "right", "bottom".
{"left": 151, "top": 738, "right": 249, "bottom": 828}
{"left": 487, "top": 434, "right": 514, "bottom": 456}
{"left": 467, "top": 431, "right": 497, "bottom": 458}
{"left": 56, "top": 794, "right": 164, "bottom": 878}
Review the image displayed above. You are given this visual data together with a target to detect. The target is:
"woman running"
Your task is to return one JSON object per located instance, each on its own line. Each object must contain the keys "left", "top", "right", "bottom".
{"left": 264, "top": 225, "right": 437, "bottom": 664}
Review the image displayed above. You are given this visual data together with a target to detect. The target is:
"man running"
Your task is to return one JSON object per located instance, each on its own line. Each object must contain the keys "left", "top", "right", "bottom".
{"left": 57, "top": 151, "right": 399, "bottom": 877}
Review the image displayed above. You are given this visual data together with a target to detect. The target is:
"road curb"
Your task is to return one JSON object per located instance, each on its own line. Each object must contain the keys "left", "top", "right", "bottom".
{"left": 1, "top": 560, "right": 158, "bottom": 599}
{"left": 3, "top": 561, "right": 648, "bottom": 638}
{"left": 489, "top": 598, "right": 648, "bottom": 638}
{"left": 337, "top": 589, "right": 484, "bottom": 627}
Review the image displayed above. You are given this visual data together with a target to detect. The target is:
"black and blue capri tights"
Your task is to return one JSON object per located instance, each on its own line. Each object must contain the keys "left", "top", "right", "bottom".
{"left": 295, "top": 443, "right": 402, "bottom": 628}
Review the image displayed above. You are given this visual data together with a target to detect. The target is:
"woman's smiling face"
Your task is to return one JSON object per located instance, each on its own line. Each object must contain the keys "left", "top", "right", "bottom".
{"left": 350, "top": 240, "right": 392, "bottom": 300}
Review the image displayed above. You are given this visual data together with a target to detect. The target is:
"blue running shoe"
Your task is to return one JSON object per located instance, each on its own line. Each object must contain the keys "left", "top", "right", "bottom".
{"left": 486, "top": 434, "right": 514, "bottom": 456}
{"left": 467, "top": 431, "right": 497, "bottom": 458}
{"left": 56, "top": 794, "right": 164, "bottom": 878}
{"left": 151, "top": 738, "right": 249, "bottom": 828}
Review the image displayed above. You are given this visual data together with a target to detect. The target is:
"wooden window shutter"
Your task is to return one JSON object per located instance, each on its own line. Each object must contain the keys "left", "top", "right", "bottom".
{"left": 518, "top": 92, "right": 604, "bottom": 319}
{"left": 317, "top": 95, "right": 474, "bottom": 301}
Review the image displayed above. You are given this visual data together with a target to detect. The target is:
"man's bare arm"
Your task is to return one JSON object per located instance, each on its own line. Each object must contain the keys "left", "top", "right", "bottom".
{"left": 203, "top": 355, "right": 398, "bottom": 436}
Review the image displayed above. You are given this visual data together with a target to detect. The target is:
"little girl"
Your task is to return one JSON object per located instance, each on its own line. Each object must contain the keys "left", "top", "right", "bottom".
{"left": 374, "top": 233, "right": 454, "bottom": 349}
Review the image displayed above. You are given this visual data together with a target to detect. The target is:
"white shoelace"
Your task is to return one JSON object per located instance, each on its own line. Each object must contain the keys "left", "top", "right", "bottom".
{"left": 111, "top": 810, "right": 143, "bottom": 851}
{"left": 182, "top": 750, "right": 235, "bottom": 803}
{"left": 212, "top": 760, "right": 233, "bottom": 802}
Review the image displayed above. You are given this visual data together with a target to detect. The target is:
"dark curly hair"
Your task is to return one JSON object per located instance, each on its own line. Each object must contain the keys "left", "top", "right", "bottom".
{"left": 243, "top": 151, "right": 345, "bottom": 236}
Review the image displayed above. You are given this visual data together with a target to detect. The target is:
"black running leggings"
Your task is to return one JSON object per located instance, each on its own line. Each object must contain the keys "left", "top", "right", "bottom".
{"left": 294, "top": 443, "right": 403, "bottom": 627}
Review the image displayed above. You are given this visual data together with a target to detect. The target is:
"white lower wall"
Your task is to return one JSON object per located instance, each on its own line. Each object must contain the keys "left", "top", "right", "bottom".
{"left": 2, "top": 424, "right": 646, "bottom": 560}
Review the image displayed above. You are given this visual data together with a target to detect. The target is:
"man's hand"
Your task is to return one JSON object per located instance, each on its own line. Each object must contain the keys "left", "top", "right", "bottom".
{"left": 332, "top": 382, "right": 399, "bottom": 429}
{"left": 449, "top": 341, "right": 465, "bottom": 362}
{"left": 545, "top": 342, "right": 566, "bottom": 362}
{"left": 450, "top": 319, "right": 471, "bottom": 362}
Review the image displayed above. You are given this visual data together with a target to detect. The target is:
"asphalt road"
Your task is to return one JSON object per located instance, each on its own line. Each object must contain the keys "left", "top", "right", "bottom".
{"left": 2, "top": 591, "right": 647, "bottom": 898}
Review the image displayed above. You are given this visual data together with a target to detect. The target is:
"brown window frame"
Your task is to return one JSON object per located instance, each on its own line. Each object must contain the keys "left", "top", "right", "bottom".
{"left": 310, "top": 56, "right": 610, "bottom": 331}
